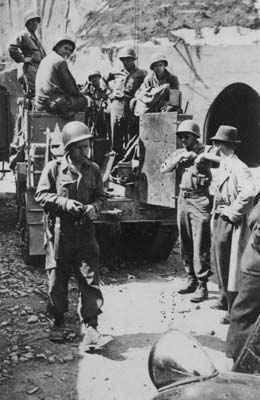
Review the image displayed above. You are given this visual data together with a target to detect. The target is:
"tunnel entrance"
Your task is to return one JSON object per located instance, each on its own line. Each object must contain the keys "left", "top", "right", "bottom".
{"left": 203, "top": 82, "right": 260, "bottom": 167}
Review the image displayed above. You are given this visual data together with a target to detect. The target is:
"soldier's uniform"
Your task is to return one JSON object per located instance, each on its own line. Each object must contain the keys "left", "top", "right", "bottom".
{"left": 35, "top": 122, "right": 106, "bottom": 345}
{"left": 35, "top": 35, "right": 87, "bottom": 117}
{"left": 8, "top": 11, "right": 46, "bottom": 99}
{"left": 107, "top": 48, "right": 146, "bottom": 162}
{"left": 161, "top": 120, "right": 213, "bottom": 302}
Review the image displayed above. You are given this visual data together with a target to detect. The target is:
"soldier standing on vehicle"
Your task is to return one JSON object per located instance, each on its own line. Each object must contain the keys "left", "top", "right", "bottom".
{"left": 8, "top": 10, "right": 46, "bottom": 100}
{"left": 35, "top": 121, "right": 107, "bottom": 350}
{"left": 161, "top": 120, "right": 213, "bottom": 303}
{"left": 106, "top": 47, "right": 146, "bottom": 163}
{"left": 208, "top": 126, "right": 255, "bottom": 324}
{"left": 35, "top": 35, "right": 88, "bottom": 117}
{"left": 82, "top": 70, "right": 110, "bottom": 138}
{"left": 133, "top": 53, "right": 180, "bottom": 115}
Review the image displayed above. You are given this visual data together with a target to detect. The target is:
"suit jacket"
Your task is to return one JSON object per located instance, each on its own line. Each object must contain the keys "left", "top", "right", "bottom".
{"left": 213, "top": 153, "right": 255, "bottom": 291}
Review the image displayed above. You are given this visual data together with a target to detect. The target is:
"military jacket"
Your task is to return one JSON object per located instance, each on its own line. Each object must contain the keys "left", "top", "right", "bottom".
{"left": 8, "top": 29, "right": 45, "bottom": 65}
{"left": 35, "top": 155, "right": 106, "bottom": 226}
{"left": 107, "top": 66, "right": 146, "bottom": 100}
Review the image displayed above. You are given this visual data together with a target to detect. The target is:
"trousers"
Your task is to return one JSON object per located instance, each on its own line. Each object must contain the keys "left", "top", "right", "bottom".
{"left": 177, "top": 194, "right": 212, "bottom": 281}
{"left": 47, "top": 223, "right": 103, "bottom": 327}
{"left": 226, "top": 273, "right": 260, "bottom": 361}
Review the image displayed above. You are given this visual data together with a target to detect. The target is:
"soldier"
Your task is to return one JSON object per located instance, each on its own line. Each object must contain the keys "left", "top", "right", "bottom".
{"left": 35, "top": 121, "right": 107, "bottom": 350}
{"left": 160, "top": 120, "right": 213, "bottom": 302}
{"left": 8, "top": 10, "right": 46, "bottom": 100}
{"left": 133, "top": 53, "right": 180, "bottom": 114}
{"left": 35, "top": 35, "right": 87, "bottom": 117}
{"left": 82, "top": 70, "right": 109, "bottom": 138}
{"left": 209, "top": 126, "right": 255, "bottom": 324}
{"left": 106, "top": 47, "right": 146, "bottom": 163}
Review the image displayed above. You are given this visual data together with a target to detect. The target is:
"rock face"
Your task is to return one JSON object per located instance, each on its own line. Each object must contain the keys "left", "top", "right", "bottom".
{"left": 0, "top": 0, "right": 259, "bottom": 55}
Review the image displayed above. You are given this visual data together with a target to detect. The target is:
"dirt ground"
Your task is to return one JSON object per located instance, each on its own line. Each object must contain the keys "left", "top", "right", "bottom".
{"left": 0, "top": 174, "right": 233, "bottom": 400}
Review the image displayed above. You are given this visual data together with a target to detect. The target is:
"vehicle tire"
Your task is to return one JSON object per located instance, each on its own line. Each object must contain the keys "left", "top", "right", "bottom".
{"left": 96, "top": 221, "right": 178, "bottom": 264}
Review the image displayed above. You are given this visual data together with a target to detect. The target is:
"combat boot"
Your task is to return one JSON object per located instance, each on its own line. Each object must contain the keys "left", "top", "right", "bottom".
{"left": 83, "top": 325, "right": 112, "bottom": 352}
{"left": 49, "top": 322, "right": 65, "bottom": 343}
{"left": 190, "top": 281, "right": 208, "bottom": 303}
{"left": 178, "top": 276, "right": 197, "bottom": 294}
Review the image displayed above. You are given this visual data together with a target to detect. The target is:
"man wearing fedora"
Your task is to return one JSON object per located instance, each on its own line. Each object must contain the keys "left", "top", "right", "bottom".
{"left": 208, "top": 125, "right": 255, "bottom": 324}
{"left": 161, "top": 120, "right": 213, "bottom": 302}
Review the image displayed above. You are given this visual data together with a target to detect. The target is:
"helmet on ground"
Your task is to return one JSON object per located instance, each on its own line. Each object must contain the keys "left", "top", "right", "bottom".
{"left": 24, "top": 10, "right": 41, "bottom": 26}
{"left": 52, "top": 34, "right": 76, "bottom": 52}
{"left": 118, "top": 47, "right": 137, "bottom": 60}
{"left": 148, "top": 330, "right": 217, "bottom": 390}
{"left": 150, "top": 53, "right": 168, "bottom": 70}
{"left": 88, "top": 70, "right": 101, "bottom": 80}
{"left": 177, "top": 120, "right": 200, "bottom": 138}
{"left": 62, "top": 121, "right": 93, "bottom": 150}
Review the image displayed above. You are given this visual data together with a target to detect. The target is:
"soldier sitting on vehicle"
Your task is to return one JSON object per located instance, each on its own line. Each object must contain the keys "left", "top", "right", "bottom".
{"left": 82, "top": 70, "right": 110, "bottom": 139}
{"left": 8, "top": 10, "right": 46, "bottom": 101}
{"left": 35, "top": 35, "right": 88, "bottom": 118}
{"left": 131, "top": 53, "right": 180, "bottom": 116}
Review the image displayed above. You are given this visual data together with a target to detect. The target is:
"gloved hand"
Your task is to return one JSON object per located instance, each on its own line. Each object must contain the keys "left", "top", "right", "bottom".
{"left": 65, "top": 199, "right": 84, "bottom": 217}
{"left": 82, "top": 204, "right": 97, "bottom": 220}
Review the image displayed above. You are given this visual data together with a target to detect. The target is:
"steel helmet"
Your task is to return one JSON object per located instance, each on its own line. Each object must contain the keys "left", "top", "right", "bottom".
{"left": 52, "top": 34, "right": 76, "bottom": 52}
{"left": 150, "top": 53, "right": 168, "bottom": 70}
{"left": 62, "top": 121, "right": 93, "bottom": 151}
{"left": 118, "top": 47, "right": 137, "bottom": 60}
{"left": 24, "top": 10, "right": 41, "bottom": 26}
{"left": 88, "top": 70, "right": 101, "bottom": 80}
{"left": 148, "top": 330, "right": 217, "bottom": 390}
{"left": 177, "top": 120, "right": 200, "bottom": 138}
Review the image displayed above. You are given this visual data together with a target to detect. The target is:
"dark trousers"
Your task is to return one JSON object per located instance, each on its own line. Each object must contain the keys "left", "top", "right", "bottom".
{"left": 47, "top": 224, "right": 103, "bottom": 327}
{"left": 110, "top": 99, "right": 138, "bottom": 163}
{"left": 212, "top": 216, "right": 235, "bottom": 308}
{"left": 226, "top": 273, "right": 260, "bottom": 361}
{"left": 177, "top": 195, "right": 211, "bottom": 281}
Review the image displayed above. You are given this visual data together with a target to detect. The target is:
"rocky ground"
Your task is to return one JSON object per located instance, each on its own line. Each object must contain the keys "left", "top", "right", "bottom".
{"left": 0, "top": 179, "right": 233, "bottom": 400}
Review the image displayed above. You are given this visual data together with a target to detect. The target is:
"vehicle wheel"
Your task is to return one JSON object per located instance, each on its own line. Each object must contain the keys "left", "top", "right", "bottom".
{"left": 121, "top": 222, "right": 178, "bottom": 261}
{"left": 96, "top": 222, "right": 178, "bottom": 264}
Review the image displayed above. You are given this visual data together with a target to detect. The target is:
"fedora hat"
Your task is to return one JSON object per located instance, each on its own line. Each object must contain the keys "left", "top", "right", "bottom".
{"left": 210, "top": 125, "right": 241, "bottom": 143}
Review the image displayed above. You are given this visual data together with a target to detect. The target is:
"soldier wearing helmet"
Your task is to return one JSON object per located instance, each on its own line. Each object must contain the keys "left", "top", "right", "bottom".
{"left": 8, "top": 10, "right": 46, "bottom": 99}
{"left": 35, "top": 35, "right": 88, "bottom": 117}
{"left": 133, "top": 53, "right": 180, "bottom": 115}
{"left": 35, "top": 121, "right": 107, "bottom": 350}
{"left": 161, "top": 120, "right": 214, "bottom": 302}
{"left": 106, "top": 47, "right": 146, "bottom": 163}
{"left": 81, "top": 70, "right": 110, "bottom": 138}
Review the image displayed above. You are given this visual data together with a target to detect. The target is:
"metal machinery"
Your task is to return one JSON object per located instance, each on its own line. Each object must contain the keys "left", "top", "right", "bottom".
{"left": 13, "top": 108, "right": 190, "bottom": 264}
{"left": 148, "top": 330, "right": 260, "bottom": 400}
{"left": 0, "top": 85, "right": 11, "bottom": 165}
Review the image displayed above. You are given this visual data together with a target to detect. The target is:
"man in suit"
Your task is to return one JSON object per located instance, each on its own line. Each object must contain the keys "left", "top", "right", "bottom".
{"left": 210, "top": 125, "right": 255, "bottom": 324}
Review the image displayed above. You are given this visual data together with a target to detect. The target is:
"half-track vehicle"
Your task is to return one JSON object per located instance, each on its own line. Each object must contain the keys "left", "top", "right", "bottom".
{"left": 10, "top": 103, "right": 190, "bottom": 264}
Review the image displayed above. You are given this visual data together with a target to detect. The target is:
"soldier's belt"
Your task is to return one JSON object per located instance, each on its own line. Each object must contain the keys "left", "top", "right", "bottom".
{"left": 180, "top": 188, "right": 209, "bottom": 199}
